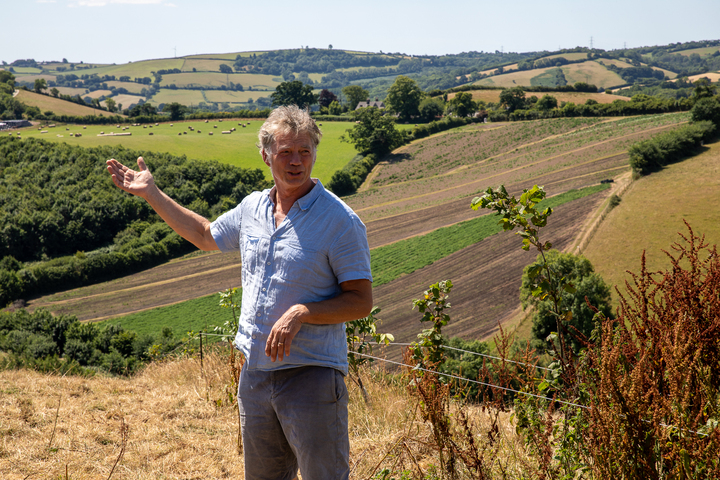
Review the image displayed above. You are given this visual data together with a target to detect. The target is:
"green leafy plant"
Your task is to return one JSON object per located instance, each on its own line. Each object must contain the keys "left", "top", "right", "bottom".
{"left": 410, "top": 280, "right": 453, "bottom": 367}
{"left": 346, "top": 306, "right": 394, "bottom": 404}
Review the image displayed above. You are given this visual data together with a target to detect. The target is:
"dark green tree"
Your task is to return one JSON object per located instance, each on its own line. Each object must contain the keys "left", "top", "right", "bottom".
{"left": 691, "top": 78, "right": 717, "bottom": 103}
{"left": 342, "top": 85, "right": 369, "bottom": 110}
{"left": 385, "top": 75, "right": 423, "bottom": 122}
{"left": 162, "top": 102, "right": 186, "bottom": 121}
{"left": 536, "top": 94, "right": 558, "bottom": 110}
{"left": 499, "top": 86, "right": 526, "bottom": 112}
{"left": 33, "top": 78, "right": 47, "bottom": 94}
{"left": 342, "top": 107, "right": 405, "bottom": 155}
{"left": 691, "top": 96, "right": 720, "bottom": 127}
{"left": 521, "top": 250, "right": 612, "bottom": 353}
{"left": 418, "top": 97, "right": 444, "bottom": 122}
{"left": 447, "top": 92, "right": 476, "bottom": 117}
{"left": 271, "top": 80, "right": 317, "bottom": 109}
{"left": 219, "top": 64, "right": 233, "bottom": 74}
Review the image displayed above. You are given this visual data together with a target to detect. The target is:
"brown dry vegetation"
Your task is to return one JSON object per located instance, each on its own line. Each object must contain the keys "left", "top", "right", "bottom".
{"left": 14, "top": 90, "right": 121, "bottom": 118}
{"left": 0, "top": 352, "right": 529, "bottom": 479}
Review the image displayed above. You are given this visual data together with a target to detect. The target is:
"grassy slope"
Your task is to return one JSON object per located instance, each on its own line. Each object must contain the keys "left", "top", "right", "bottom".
{"left": 17, "top": 120, "right": 359, "bottom": 183}
{"left": 14, "top": 90, "right": 120, "bottom": 117}
{"left": 583, "top": 140, "right": 720, "bottom": 308}
{"left": 475, "top": 61, "right": 625, "bottom": 89}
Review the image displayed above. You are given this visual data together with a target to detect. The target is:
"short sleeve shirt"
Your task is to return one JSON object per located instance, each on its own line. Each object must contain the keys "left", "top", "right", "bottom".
{"left": 210, "top": 180, "right": 372, "bottom": 375}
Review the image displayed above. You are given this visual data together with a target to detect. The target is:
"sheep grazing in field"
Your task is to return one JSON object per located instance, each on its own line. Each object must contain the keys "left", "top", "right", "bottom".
{"left": 40, "top": 130, "right": 48, "bottom": 134}
{"left": 319, "top": 123, "right": 322, "bottom": 126}
{"left": 83, "top": 126, "right": 86, "bottom": 129}
{"left": 231, "top": 128, "right": 236, "bottom": 131}
{"left": 209, "top": 132, "right": 213, "bottom": 135}
{"left": 178, "top": 132, "right": 182, "bottom": 136}
{"left": 149, "top": 132, "right": 154, "bottom": 135}
{"left": 197, "top": 130, "right": 201, "bottom": 133}
{"left": 143, "top": 125, "right": 147, "bottom": 129}
{"left": 116, "top": 125, "right": 120, "bottom": 128}
{"left": 100, "top": 131, "right": 104, "bottom": 134}
{"left": 242, "top": 125, "right": 246, "bottom": 128}
{"left": 183, "top": 131, "right": 187, "bottom": 135}
{"left": 155, "top": 123, "right": 159, "bottom": 126}
{"left": 76, "top": 134, "right": 82, "bottom": 137}
{"left": 222, "top": 130, "right": 231, "bottom": 134}
{"left": 205, "top": 120, "right": 209, "bottom": 123}
{"left": 214, "top": 125, "right": 218, "bottom": 128}
{"left": 170, "top": 124, "right": 174, "bottom": 127}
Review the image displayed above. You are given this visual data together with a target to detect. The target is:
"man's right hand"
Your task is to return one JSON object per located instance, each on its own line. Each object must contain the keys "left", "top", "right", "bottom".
{"left": 106, "top": 156, "right": 156, "bottom": 199}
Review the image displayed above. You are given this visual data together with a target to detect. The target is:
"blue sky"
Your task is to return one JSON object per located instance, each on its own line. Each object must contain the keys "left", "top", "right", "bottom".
{"left": 3, "top": 0, "right": 720, "bottom": 64}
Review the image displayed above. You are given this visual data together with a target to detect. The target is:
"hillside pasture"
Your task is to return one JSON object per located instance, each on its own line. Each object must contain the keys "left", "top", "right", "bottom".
{"left": 148, "top": 89, "right": 205, "bottom": 106}
{"left": 447, "top": 89, "right": 629, "bottom": 105}
{"left": 673, "top": 46, "right": 720, "bottom": 57}
{"left": 83, "top": 89, "right": 113, "bottom": 100}
{"left": 475, "top": 61, "right": 625, "bottom": 89}
{"left": 542, "top": 52, "right": 590, "bottom": 62}
{"left": 16, "top": 120, "right": 358, "bottom": 183}
{"left": 184, "top": 51, "right": 265, "bottom": 60}
{"left": 202, "top": 90, "right": 261, "bottom": 103}
{"left": 55, "top": 59, "right": 185, "bottom": 81}
{"left": 687, "top": 71, "right": 720, "bottom": 82}
{"left": 14, "top": 90, "right": 120, "bottom": 117}
{"left": 104, "top": 94, "right": 144, "bottom": 109}
{"left": 160, "top": 72, "right": 279, "bottom": 90}
{"left": 583, "top": 139, "right": 720, "bottom": 307}
{"left": 15, "top": 74, "right": 57, "bottom": 84}
{"left": 54, "top": 86, "right": 91, "bottom": 96}
{"left": 181, "top": 58, "right": 233, "bottom": 72}
{"left": 105, "top": 81, "right": 146, "bottom": 94}
{"left": 596, "top": 58, "right": 678, "bottom": 79}
{"left": 6, "top": 67, "right": 43, "bottom": 74}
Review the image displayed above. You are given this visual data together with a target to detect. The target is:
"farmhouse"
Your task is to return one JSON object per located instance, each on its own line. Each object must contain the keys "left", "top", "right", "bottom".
{"left": 0, "top": 120, "right": 32, "bottom": 130}
{"left": 356, "top": 98, "right": 385, "bottom": 110}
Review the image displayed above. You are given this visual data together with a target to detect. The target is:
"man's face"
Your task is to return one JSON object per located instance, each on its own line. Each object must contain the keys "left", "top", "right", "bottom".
{"left": 263, "top": 132, "right": 316, "bottom": 196}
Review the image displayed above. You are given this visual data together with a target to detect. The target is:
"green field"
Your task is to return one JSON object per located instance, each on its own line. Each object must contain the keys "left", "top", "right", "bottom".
{"left": 370, "top": 184, "right": 610, "bottom": 286}
{"left": 17, "top": 120, "right": 360, "bottom": 183}
{"left": 148, "top": 89, "right": 205, "bottom": 106}
{"left": 203, "top": 90, "right": 263, "bottom": 103}
{"left": 98, "top": 292, "right": 234, "bottom": 340}
{"left": 674, "top": 46, "right": 720, "bottom": 57}
{"left": 181, "top": 58, "right": 232, "bottom": 72}
{"left": 161, "top": 72, "right": 280, "bottom": 89}
{"left": 55, "top": 59, "right": 185, "bottom": 80}
{"left": 106, "top": 81, "right": 146, "bottom": 94}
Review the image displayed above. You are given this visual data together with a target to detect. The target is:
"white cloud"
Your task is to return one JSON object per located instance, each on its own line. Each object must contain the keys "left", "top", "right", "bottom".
{"left": 37, "top": 0, "right": 57, "bottom": 3}
{"left": 163, "top": 2, "right": 177, "bottom": 6}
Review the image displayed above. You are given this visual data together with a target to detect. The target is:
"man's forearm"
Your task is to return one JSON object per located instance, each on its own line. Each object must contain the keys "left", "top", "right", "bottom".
{"left": 144, "top": 186, "right": 218, "bottom": 251}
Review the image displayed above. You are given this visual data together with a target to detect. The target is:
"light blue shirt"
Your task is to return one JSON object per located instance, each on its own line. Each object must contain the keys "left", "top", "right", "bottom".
{"left": 210, "top": 180, "right": 372, "bottom": 375}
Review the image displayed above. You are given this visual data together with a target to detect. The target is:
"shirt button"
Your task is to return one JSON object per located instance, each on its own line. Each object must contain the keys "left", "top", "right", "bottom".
{"left": 262, "top": 288, "right": 266, "bottom": 292}
{"left": 252, "top": 335, "right": 256, "bottom": 339}
{"left": 256, "top": 312, "right": 261, "bottom": 317}
{"left": 266, "top": 261, "right": 271, "bottom": 265}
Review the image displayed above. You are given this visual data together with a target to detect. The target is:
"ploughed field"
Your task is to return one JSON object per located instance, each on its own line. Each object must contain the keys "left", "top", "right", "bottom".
{"left": 27, "top": 113, "right": 690, "bottom": 343}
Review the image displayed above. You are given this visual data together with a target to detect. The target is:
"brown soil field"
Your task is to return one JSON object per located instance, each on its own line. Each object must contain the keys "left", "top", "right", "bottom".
{"left": 372, "top": 191, "right": 607, "bottom": 357}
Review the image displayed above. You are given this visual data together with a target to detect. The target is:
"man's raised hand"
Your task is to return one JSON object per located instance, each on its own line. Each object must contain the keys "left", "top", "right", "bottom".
{"left": 106, "top": 156, "right": 155, "bottom": 199}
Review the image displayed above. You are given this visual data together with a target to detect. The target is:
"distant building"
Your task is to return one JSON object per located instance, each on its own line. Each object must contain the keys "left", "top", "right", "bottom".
{"left": 355, "top": 98, "right": 385, "bottom": 110}
{"left": 0, "top": 119, "right": 32, "bottom": 130}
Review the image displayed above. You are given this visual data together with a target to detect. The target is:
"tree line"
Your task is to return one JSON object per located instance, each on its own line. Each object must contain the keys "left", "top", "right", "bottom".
{"left": 0, "top": 137, "right": 270, "bottom": 305}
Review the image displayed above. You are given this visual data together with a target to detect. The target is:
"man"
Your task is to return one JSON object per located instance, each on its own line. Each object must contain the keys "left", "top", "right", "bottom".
{"left": 106, "top": 105, "right": 373, "bottom": 480}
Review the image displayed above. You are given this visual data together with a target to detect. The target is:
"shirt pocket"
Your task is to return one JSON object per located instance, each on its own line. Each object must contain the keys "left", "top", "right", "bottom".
{"left": 242, "top": 235, "right": 261, "bottom": 275}
{"left": 276, "top": 243, "right": 335, "bottom": 293}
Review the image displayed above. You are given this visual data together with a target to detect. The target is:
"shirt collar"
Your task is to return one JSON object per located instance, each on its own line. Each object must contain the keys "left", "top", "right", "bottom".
{"left": 265, "top": 179, "right": 323, "bottom": 212}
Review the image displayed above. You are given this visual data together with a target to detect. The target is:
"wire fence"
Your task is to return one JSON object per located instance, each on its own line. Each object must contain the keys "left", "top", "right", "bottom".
{"left": 195, "top": 332, "right": 709, "bottom": 436}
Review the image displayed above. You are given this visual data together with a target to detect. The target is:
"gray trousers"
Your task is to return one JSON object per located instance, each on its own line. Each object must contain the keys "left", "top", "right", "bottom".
{"left": 238, "top": 365, "right": 350, "bottom": 480}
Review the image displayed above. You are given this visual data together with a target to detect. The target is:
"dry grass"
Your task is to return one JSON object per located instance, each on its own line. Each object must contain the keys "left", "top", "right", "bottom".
{"left": 0, "top": 352, "right": 532, "bottom": 479}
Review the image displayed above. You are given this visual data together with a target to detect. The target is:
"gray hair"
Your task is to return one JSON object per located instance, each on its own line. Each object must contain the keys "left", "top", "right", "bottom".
{"left": 257, "top": 105, "right": 322, "bottom": 155}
